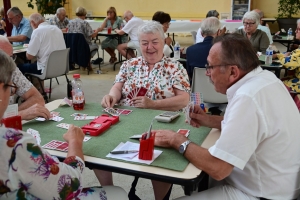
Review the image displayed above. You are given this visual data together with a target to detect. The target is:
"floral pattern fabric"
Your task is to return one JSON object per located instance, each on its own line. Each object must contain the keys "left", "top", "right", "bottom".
{"left": 0, "top": 127, "right": 107, "bottom": 200}
{"left": 9, "top": 68, "right": 33, "bottom": 105}
{"left": 115, "top": 56, "right": 190, "bottom": 106}
{"left": 49, "top": 15, "right": 69, "bottom": 29}
{"left": 67, "top": 18, "right": 94, "bottom": 44}
{"left": 278, "top": 48, "right": 300, "bottom": 92}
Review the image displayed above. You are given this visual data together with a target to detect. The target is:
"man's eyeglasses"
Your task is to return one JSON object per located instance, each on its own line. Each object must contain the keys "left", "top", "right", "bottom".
{"left": 243, "top": 22, "right": 255, "bottom": 27}
{"left": 205, "top": 64, "right": 235, "bottom": 74}
{"left": 4, "top": 83, "right": 18, "bottom": 96}
{"left": 8, "top": 14, "right": 18, "bottom": 21}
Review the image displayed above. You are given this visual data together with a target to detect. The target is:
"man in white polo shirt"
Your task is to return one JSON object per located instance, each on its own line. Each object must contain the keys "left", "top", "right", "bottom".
{"left": 154, "top": 33, "right": 300, "bottom": 199}
{"left": 18, "top": 13, "right": 66, "bottom": 75}
{"left": 115, "top": 10, "right": 144, "bottom": 59}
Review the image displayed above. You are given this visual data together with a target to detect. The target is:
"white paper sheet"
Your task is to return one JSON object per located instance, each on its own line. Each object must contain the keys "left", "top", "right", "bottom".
{"left": 106, "top": 141, "right": 162, "bottom": 165}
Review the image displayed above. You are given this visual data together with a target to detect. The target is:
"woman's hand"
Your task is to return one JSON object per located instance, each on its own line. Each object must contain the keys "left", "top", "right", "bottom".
{"left": 101, "top": 95, "right": 118, "bottom": 108}
{"left": 63, "top": 125, "right": 85, "bottom": 143}
{"left": 132, "top": 96, "right": 154, "bottom": 109}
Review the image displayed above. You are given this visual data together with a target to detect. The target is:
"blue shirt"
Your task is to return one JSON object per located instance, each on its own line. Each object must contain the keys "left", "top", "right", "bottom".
{"left": 186, "top": 36, "right": 213, "bottom": 82}
{"left": 11, "top": 17, "right": 33, "bottom": 45}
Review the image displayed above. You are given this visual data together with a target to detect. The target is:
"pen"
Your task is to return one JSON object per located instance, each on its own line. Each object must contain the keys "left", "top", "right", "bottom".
{"left": 146, "top": 119, "right": 153, "bottom": 139}
{"left": 110, "top": 150, "right": 139, "bottom": 154}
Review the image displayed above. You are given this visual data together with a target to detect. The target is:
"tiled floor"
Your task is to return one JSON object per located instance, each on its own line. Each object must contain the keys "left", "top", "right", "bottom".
{"left": 45, "top": 35, "right": 287, "bottom": 200}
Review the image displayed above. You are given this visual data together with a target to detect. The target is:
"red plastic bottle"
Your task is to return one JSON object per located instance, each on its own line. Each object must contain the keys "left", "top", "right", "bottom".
{"left": 71, "top": 74, "right": 85, "bottom": 110}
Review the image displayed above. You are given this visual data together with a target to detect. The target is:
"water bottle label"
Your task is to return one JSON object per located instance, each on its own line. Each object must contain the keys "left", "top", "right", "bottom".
{"left": 73, "top": 89, "right": 84, "bottom": 103}
{"left": 174, "top": 46, "right": 180, "bottom": 51}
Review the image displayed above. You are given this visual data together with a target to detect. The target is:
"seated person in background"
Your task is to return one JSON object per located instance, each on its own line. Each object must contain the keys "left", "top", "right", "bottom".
{"left": 115, "top": 10, "right": 144, "bottom": 59}
{"left": 0, "top": 7, "right": 6, "bottom": 35}
{"left": 152, "top": 11, "right": 173, "bottom": 57}
{"left": 6, "top": 7, "right": 32, "bottom": 45}
{"left": 277, "top": 19, "right": 300, "bottom": 93}
{"left": 0, "top": 51, "right": 128, "bottom": 199}
{"left": 155, "top": 33, "right": 300, "bottom": 200}
{"left": 18, "top": 13, "right": 66, "bottom": 75}
{"left": 96, "top": 21, "right": 190, "bottom": 200}
{"left": 49, "top": 7, "right": 69, "bottom": 32}
{"left": 186, "top": 17, "right": 221, "bottom": 81}
{"left": 0, "top": 35, "right": 50, "bottom": 120}
{"left": 235, "top": 10, "right": 269, "bottom": 54}
{"left": 196, "top": 10, "right": 226, "bottom": 43}
{"left": 67, "top": 7, "right": 101, "bottom": 62}
{"left": 98, "top": 7, "right": 127, "bottom": 64}
{"left": 238, "top": 9, "right": 273, "bottom": 45}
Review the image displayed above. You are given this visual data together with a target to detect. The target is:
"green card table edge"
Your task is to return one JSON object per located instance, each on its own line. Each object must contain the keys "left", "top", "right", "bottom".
{"left": 36, "top": 100, "right": 221, "bottom": 195}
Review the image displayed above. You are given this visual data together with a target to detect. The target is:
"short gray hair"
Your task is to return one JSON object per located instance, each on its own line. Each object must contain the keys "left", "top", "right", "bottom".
{"left": 0, "top": 50, "right": 16, "bottom": 85}
{"left": 138, "top": 21, "right": 165, "bottom": 41}
{"left": 29, "top": 13, "right": 45, "bottom": 24}
{"left": 201, "top": 17, "right": 221, "bottom": 36}
{"left": 242, "top": 11, "right": 260, "bottom": 26}
{"left": 7, "top": 7, "right": 23, "bottom": 17}
{"left": 297, "top": 19, "right": 300, "bottom": 24}
{"left": 56, "top": 7, "right": 66, "bottom": 14}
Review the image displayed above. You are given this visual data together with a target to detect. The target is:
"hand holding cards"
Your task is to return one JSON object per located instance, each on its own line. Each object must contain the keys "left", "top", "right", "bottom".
{"left": 127, "top": 87, "right": 148, "bottom": 99}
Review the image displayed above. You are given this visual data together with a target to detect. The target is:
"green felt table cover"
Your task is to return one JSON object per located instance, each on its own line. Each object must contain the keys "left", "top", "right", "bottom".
{"left": 22, "top": 103, "right": 211, "bottom": 172}
{"left": 13, "top": 45, "right": 25, "bottom": 50}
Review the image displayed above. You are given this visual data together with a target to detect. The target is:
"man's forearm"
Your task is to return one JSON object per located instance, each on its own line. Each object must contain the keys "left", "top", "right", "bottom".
{"left": 205, "top": 115, "right": 223, "bottom": 130}
{"left": 18, "top": 92, "right": 45, "bottom": 111}
{"left": 7, "top": 35, "right": 27, "bottom": 42}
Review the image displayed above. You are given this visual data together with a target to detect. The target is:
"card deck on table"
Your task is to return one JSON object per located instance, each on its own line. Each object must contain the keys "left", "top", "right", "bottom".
{"left": 42, "top": 140, "right": 68, "bottom": 151}
{"left": 56, "top": 123, "right": 70, "bottom": 129}
{"left": 50, "top": 111, "right": 60, "bottom": 118}
{"left": 103, "top": 107, "right": 120, "bottom": 116}
{"left": 114, "top": 108, "right": 133, "bottom": 115}
{"left": 177, "top": 129, "right": 190, "bottom": 137}
{"left": 51, "top": 116, "right": 64, "bottom": 122}
{"left": 83, "top": 136, "right": 91, "bottom": 142}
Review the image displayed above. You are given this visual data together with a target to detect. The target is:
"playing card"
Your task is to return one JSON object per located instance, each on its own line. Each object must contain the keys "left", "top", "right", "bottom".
{"left": 184, "top": 101, "right": 194, "bottom": 124}
{"left": 177, "top": 129, "right": 190, "bottom": 137}
{"left": 50, "top": 111, "right": 60, "bottom": 118}
{"left": 83, "top": 136, "right": 91, "bottom": 142}
{"left": 43, "top": 140, "right": 65, "bottom": 149}
{"left": 36, "top": 117, "right": 46, "bottom": 121}
{"left": 120, "top": 109, "right": 132, "bottom": 115}
{"left": 71, "top": 113, "right": 87, "bottom": 117}
{"left": 136, "top": 87, "right": 148, "bottom": 97}
{"left": 51, "top": 116, "right": 64, "bottom": 122}
{"left": 56, "top": 123, "right": 70, "bottom": 129}
{"left": 74, "top": 116, "right": 97, "bottom": 120}
{"left": 63, "top": 97, "right": 72, "bottom": 106}
{"left": 56, "top": 142, "right": 69, "bottom": 151}
{"left": 103, "top": 107, "right": 120, "bottom": 116}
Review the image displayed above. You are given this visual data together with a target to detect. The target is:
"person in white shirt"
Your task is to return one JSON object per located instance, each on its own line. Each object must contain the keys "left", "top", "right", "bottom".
{"left": 238, "top": 9, "right": 273, "bottom": 44}
{"left": 115, "top": 10, "right": 144, "bottom": 59}
{"left": 18, "top": 13, "right": 66, "bottom": 75}
{"left": 154, "top": 33, "right": 300, "bottom": 199}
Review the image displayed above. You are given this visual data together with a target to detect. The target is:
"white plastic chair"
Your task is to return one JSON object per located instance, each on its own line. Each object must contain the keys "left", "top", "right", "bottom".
{"left": 25, "top": 48, "right": 70, "bottom": 102}
{"left": 191, "top": 31, "right": 197, "bottom": 44}
{"left": 191, "top": 67, "right": 228, "bottom": 104}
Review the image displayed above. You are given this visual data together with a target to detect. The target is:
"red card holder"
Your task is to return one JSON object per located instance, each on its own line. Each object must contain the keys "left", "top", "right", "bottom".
{"left": 139, "top": 132, "right": 155, "bottom": 160}
{"left": 1, "top": 115, "right": 22, "bottom": 130}
{"left": 81, "top": 114, "right": 119, "bottom": 136}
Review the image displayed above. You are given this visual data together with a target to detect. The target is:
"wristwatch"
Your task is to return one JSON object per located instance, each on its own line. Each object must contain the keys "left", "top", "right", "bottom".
{"left": 179, "top": 140, "right": 192, "bottom": 154}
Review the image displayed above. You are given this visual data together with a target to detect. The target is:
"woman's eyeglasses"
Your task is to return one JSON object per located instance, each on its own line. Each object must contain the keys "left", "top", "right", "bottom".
{"left": 243, "top": 22, "right": 255, "bottom": 27}
{"left": 4, "top": 83, "right": 18, "bottom": 96}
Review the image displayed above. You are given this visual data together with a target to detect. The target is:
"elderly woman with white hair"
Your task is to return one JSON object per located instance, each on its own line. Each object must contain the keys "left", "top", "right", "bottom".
{"left": 235, "top": 10, "right": 269, "bottom": 54}
{"left": 96, "top": 20, "right": 190, "bottom": 200}
{"left": 0, "top": 50, "right": 128, "bottom": 199}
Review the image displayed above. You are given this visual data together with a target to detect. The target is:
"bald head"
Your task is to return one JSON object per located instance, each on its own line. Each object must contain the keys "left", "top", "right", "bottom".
{"left": 123, "top": 10, "right": 134, "bottom": 22}
{"left": 253, "top": 9, "right": 263, "bottom": 19}
{"left": 0, "top": 36, "right": 13, "bottom": 56}
{"left": 29, "top": 13, "right": 45, "bottom": 29}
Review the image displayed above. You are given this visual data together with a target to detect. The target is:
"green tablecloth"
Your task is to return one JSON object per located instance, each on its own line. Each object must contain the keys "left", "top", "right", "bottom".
{"left": 22, "top": 103, "right": 211, "bottom": 171}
